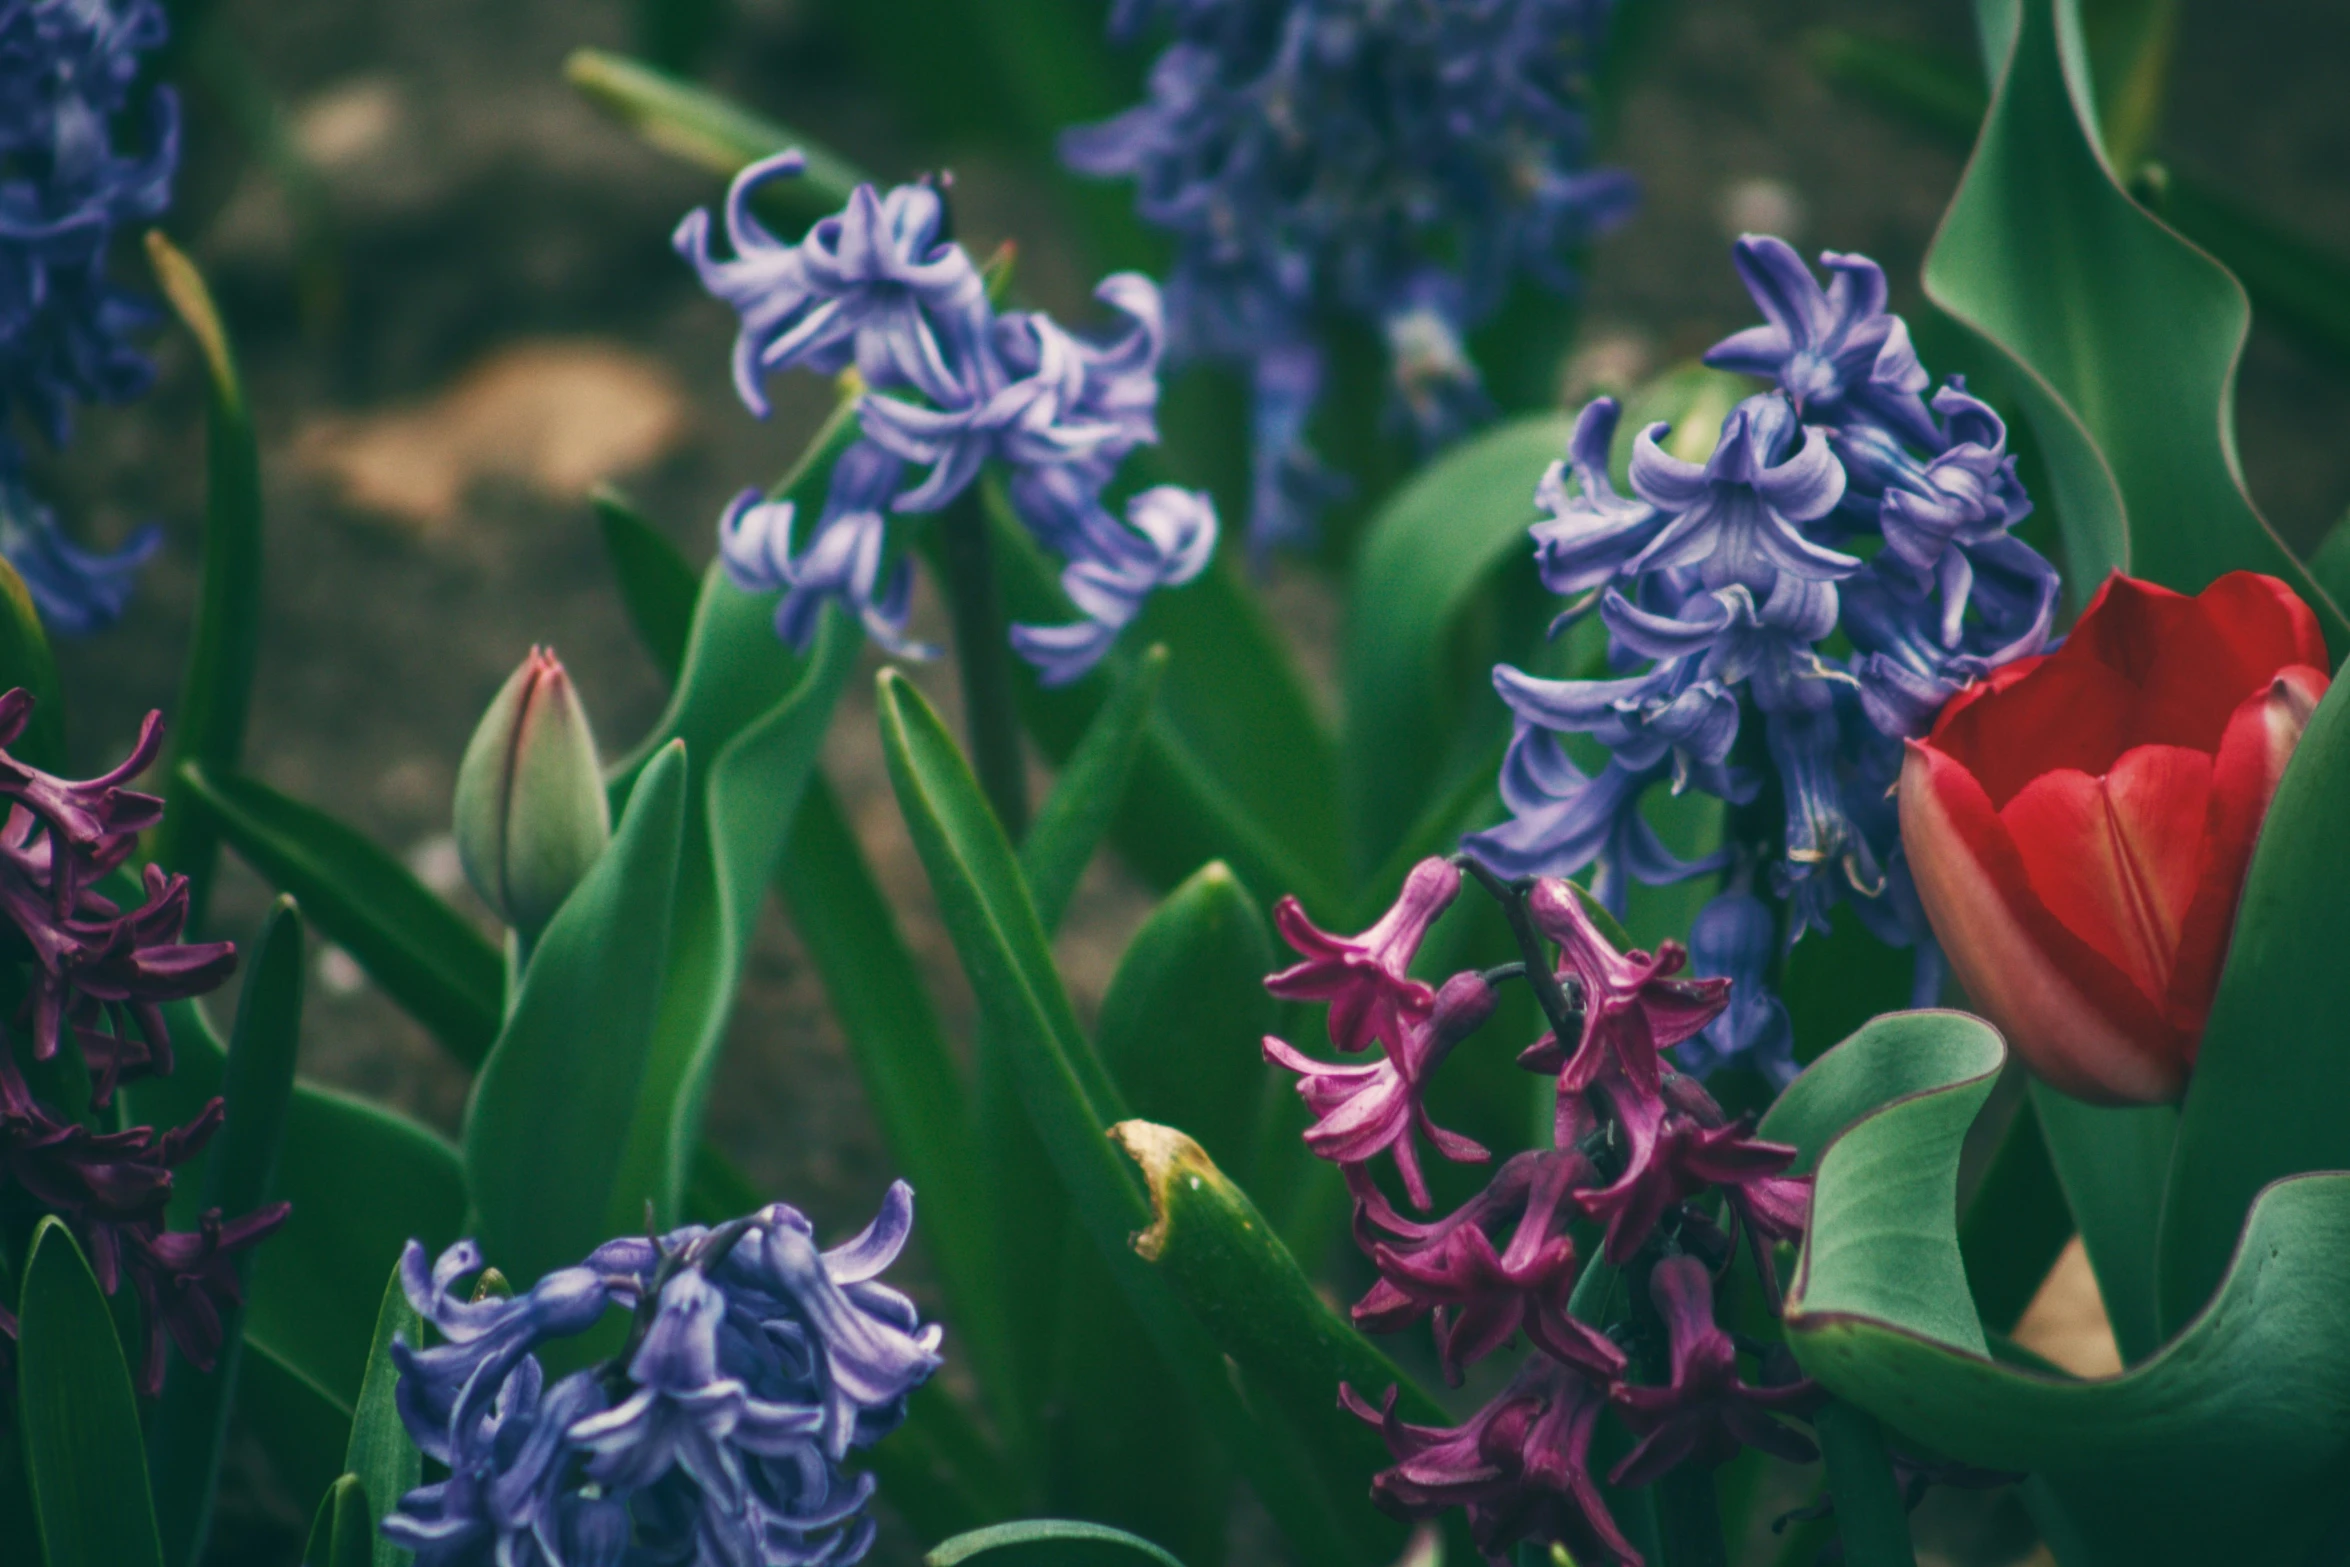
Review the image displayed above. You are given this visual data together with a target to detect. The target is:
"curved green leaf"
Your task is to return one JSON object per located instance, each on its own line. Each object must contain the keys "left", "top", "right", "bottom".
{"left": 149, "top": 898, "right": 304, "bottom": 1567}
{"left": 592, "top": 485, "right": 700, "bottom": 686}
{"left": 0, "top": 557, "right": 63, "bottom": 768}
{"left": 562, "top": 49, "right": 862, "bottom": 222}
{"left": 928, "top": 1519, "right": 1187, "bottom": 1567}
{"left": 179, "top": 763, "right": 502, "bottom": 1068}
{"left": 467, "top": 741, "right": 687, "bottom": 1286}
{"left": 877, "top": 670, "right": 1386, "bottom": 1567}
{"left": 2159, "top": 657, "right": 2350, "bottom": 1334}
{"left": 146, "top": 231, "right": 266, "bottom": 921}
{"left": 1021, "top": 645, "right": 1167, "bottom": 935}
{"left": 17, "top": 1218, "right": 165, "bottom": 1567}
{"left": 2028, "top": 1083, "right": 2171, "bottom": 1365}
{"left": 1095, "top": 862, "right": 1275, "bottom": 1186}
{"left": 1340, "top": 413, "right": 1571, "bottom": 868}
{"left": 1775, "top": 1012, "right": 2350, "bottom": 1566}
{"left": 1922, "top": 0, "right": 2346, "bottom": 648}
{"left": 302, "top": 1474, "right": 373, "bottom": 1567}
{"left": 342, "top": 1265, "right": 422, "bottom": 1567}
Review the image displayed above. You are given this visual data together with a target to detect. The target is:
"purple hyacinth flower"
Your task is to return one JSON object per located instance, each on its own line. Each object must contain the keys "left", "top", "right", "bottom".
{"left": 1529, "top": 397, "right": 1668, "bottom": 602}
{"left": 1677, "top": 892, "right": 1796, "bottom": 1088}
{"left": 0, "top": 479, "right": 162, "bottom": 634}
{"left": 1704, "top": 236, "right": 1935, "bottom": 447}
{"left": 1265, "top": 971, "right": 1497, "bottom": 1209}
{"left": 1343, "top": 1360, "right": 1643, "bottom": 1567}
{"left": 1463, "top": 740, "right": 1746, "bottom": 912}
{"left": 1609, "top": 1256, "right": 1820, "bottom": 1484}
{"left": 1008, "top": 482, "right": 1217, "bottom": 687}
{"left": 379, "top": 1357, "right": 615, "bottom": 1567}
{"left": 1625, "top": 393, "right": 1854, "bottom": 595}
{"left": 717, "top": 441, "right": 930, "bottom": 658}
{"left": 1265, "top": 855, "right": 1459, "bottom": 1056}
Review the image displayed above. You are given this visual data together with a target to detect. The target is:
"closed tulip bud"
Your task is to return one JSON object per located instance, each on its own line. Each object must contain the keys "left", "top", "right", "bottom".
{"left": 1900, "top": 572, "right": 2330, "bottom": 1105}
{"left": 454, "top": 648, "right": 610, "bottom": 945}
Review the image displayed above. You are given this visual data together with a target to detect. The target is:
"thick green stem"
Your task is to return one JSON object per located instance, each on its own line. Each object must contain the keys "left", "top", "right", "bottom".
{"left": 1657, "top": 1464, "right": 1730, "bottom": 1567}
{"left": 1814, "top": 1399, "right": 1920, "bottom": 1567}
{"left": 938, "top": 492, "right": 1030, "bottom": 841}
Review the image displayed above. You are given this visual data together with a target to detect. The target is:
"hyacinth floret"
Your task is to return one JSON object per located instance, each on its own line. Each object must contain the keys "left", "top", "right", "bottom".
{"left": 0, "top": 688, "right": 277, "bottom": 1392}
{"left": 0, "top": 0, "right": 178, "bottom": 630}
{"left": 1266, "top": 856, "right": 1817, "bottom": 1565}
{"left": 384, "top": 1182, "right": 942, "bottom": 1567}
{"left": 680, "top": 152, "right": 1215, "bottom": 687}
{"left": 1467, "top": 235, "right": 2060, "bottom": 1079}
{"left": 1065, "top": 0, "right": 1637, "bottom": 553}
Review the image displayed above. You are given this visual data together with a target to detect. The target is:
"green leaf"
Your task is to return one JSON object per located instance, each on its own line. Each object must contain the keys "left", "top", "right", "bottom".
{"left": 928, "top": 1519, "right": 1188, "bottom": 1567}
{"left": 2027, "top": 1083, "right": 2172, "bottom": 1365}
{"left": 592, "top": 485, "right": 700, "bottom": 686}
{"left": 2310, "top": 509, "right": 2350, "bottom": 615}
{"left": 876, "top": 670, "right": 1390, "bottom": 1567}
{"left": 237, "top": 1345, "right": 355, "bottom": 1525}
{"left": 1922, "top": 0, "right": 2346, "bottom": 647}
{"left": 561, "top": 49, "right": 862, "bottom": 222}
{"left": 16, "top": 1218, "right": 165, "bottom": 1567}
{"left": 1773, "top": 1010, "right": 2350, "bottom": 1565}
{"left": 1110, "top": 1121, "right": 1439, "bottom": 1554}
{"left": 301, "top": 1474, "right": 374, "bottom": 1567}
{"left": 1954, "top": 1087, "right": 2074, "bottom": 1335}
{"left": 467, "top": 741, "right": 687, "bottom": 1285}
{"left": 342, "top": 1267, "right": 421, "bottom": 1567}
{"left": 149, "top": 898, "right": 305, "bottom": 1567}
{"left": 1020, "top": 645, "right": 1167, "bottom": 935}
{"left": 179, "top": 764, "right": 501, "bottom": 1067}
{"left": 1095, "top": 863, "right": 1276, "bottom": 1186}
{"left": 0, "top": 557, "right": 63, "bottom": 768}
{"left": 1340, "top": 413, "right": 1572, "bottom": 869}
{"left": 1812, "top": 1400, "right": 1921, "bottom": 1567}
{"left": 145, "top": 230, "right": 266, "bottom": 922}
{"left": 2159, "top": 659, "right": 2350, "bottom": 1334}
{"left": 774, "top": 773, "right": 1021, "bottom": 1478}
{"left": 2078, "top": 0, "right": 2179, "bottom": 170}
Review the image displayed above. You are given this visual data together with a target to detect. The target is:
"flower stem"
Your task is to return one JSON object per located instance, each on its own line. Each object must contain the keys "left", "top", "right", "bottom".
{"left": 1657, "top": 1464, "right": 1730, "bottom": 1567}
{"left": 1813, "top": 1398, "right": 1920, "bottom": 1567}
{"left": 937, "top": 489, "right": 1030, "bottom": 841}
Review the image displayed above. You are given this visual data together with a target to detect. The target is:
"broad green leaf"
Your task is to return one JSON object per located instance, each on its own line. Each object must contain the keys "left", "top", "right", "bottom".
{"left": 1773, "top": 1011, "right": 2350, "bottom": 1566}
{"left": 775, "top": 773, "right": 1022, "bottom": 1476}
{"left": 146, "top": 231, "right": 266, "bottom": 922}
{"left": 1021, "top": 645, "right": 1167, "bottom": 935}
{"left": 16, "top": 1218, "right": 165, "bottom": 1567}
{"left": 467, "top": 741, "right": 686, "bottom": 1285}
{"left": 562, "top": 49, "right": 861, "bottom": 223}
{"left": 928, "top": 1519, "right": 1187, "bottom": 1567}
{"left": 2028, "top": 1084, "right": 2171, "bottom": 1365}
{"left": 238, "top": 1345, "right": 355, "bottom": 1528}
{"left": 301, "top": 1474, "right": 373, "bottom": 1567}
{"left": 2311, "top": 510, "right": 2350, "bottom": 638}
{"left": 1110, "top": 1121, "right": 1439, "bottom": 1549}
{"left": 593, "top": 485, "right": 700, "bottom": 686}
{"left": 1340, "top": 413, "right": 1571, "bottom": 869}
{"left": 149, "top": 899, "right": 304, "bottom": 1567}
{"left": 1923, "top": 0, "right": 2346, "bottom": 647}
{"left": 1095, "top": 863, "right": 1276, "bottom": 1186}
{"left": 179, "top": 763, "right": 502, "bottom": 1066}
{"left": 2077, "top": 0, "right": 2178, "bottom": 170}
{"left": 877, "top": 670, "right": 1390, "bottom": 1567}
{"left": 342, "top": 1267, "right": 422, "bottom": 1567}
{"left": 2159, "top": 663, "right": 2350, "bottom": 1333}
{"left": 1812, "top": 1402, "right": 1920, "bottom": 1567}
{"left": 0, "top": 557, "right": 63, "bottom": 767}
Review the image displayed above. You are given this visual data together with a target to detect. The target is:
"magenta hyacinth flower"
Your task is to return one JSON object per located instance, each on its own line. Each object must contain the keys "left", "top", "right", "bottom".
{"left": 1267, "top": 855, "right": 1460, "bottom": 1055}
{"left": 1520, "top": 876, "right": 1728, "bottom": 1095}
{"left": 1609, "top": 1256, "right": 1820, "bottom": 1485}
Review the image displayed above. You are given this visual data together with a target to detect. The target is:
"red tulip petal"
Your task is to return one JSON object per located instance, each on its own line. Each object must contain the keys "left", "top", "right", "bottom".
{"left": 2061, "top": 572, "right": 2194, "bottom": 682}
{"left": 2128, "top": 574, "right": 2330, "bottom": 752}
{"left": 1998, "top": 745, "right": 2212, "bottom": 1008}
{"left": 2167, "top": 664, "right": 2331, "bottom": 1036}
{"left": 1900, "top": 742, "right": 2189, "bottom": 1104}
{"left": 1928, "top": 651, "right": 2139, "bottom": 807}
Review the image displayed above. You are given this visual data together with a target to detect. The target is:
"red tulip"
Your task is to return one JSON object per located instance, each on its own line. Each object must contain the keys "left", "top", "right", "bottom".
{"left": 1899, "top": 572, "right": 2330, "bottom": 1104}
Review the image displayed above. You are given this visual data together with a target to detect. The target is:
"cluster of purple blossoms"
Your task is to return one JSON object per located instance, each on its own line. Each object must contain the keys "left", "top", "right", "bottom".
{"left": 384, "top": 1183, "right": 942, "bottom": 1567}
{"left": 0, "top": 689, "right": 275, "bottom": 1392}
{"left": 0, "top": 0, "right": 176, "bottom": 632}
{"left": 1265, "top": 857, "right": 1817, "bottom": 1565}
{"left": 1065, "top": 0, "right": 1637, "bottom": 554}
{"left": 678, "top": 153, "right": 1217, "bottom": 688}
{"left": 1465, "top": 237, "right": 2060, "bottom": 1083}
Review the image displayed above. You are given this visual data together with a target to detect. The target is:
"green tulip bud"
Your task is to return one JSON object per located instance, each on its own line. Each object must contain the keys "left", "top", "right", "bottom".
{"left": 453, "top": 647, "right": 610, "bottom": 945}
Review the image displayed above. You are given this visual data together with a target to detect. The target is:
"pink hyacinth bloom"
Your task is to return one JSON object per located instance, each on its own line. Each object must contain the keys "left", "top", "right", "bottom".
{"left": 1521, "top": 877, "right": 1727, "bottom": 1095}
{"left": 1268, "top": 856, "right": 1460, "bottom": 1054}
{"left": 1609, "top": 1256, "right": 1819, "bottom": 1485}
